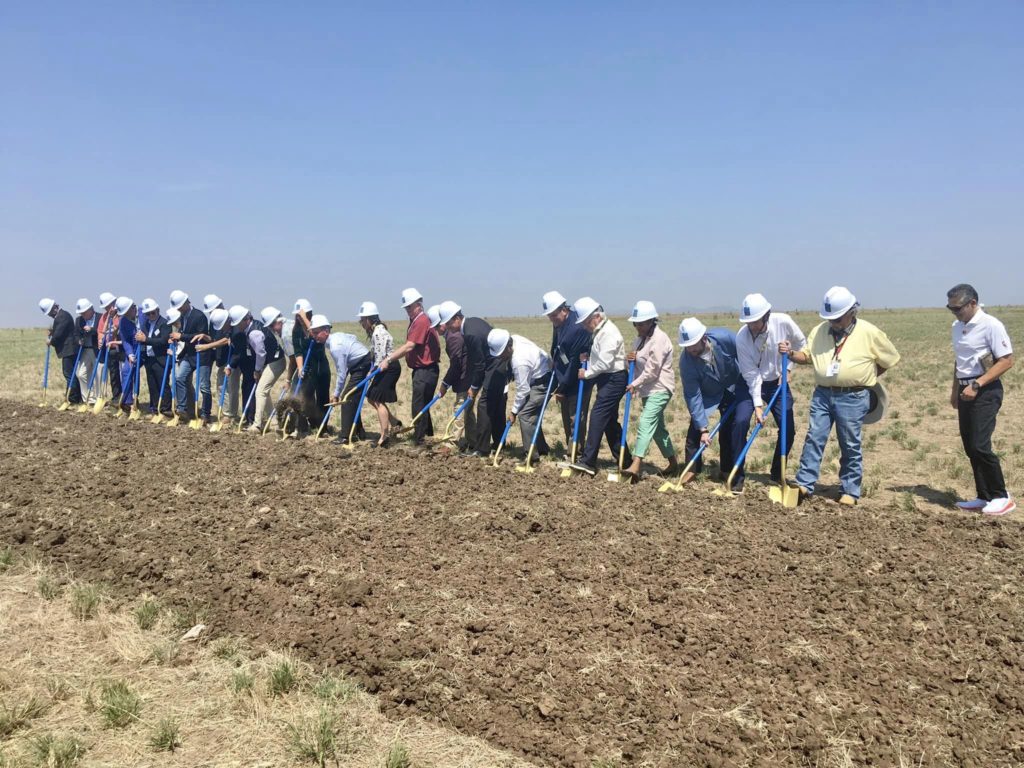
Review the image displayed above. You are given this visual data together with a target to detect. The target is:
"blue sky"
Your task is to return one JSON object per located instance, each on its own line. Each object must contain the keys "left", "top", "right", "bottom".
{"left": 2, "top": 2, "right": 1022, "bottom": 327}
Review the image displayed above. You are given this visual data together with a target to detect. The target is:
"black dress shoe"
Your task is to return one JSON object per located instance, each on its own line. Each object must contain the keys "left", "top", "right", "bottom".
{"left": 332, "top": 436, "right": 349, "bottom": 446}
{"left": 568, "top": 462, "right": 596, "bottom": 476}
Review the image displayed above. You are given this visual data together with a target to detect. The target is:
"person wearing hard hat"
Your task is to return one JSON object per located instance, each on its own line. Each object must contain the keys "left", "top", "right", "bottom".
{"left": 39, "top": 299, "right": 83, "bottom": 405}
{"left": 358, "top": 301, "right": 402, "bottom": 447}
{"left": 115, "top": 297, "right": 140, "bottom": 412}
{"left": 435, "top": 300, "right": 473, "bottom": 447}
{"left": 294, "top": 313, "right": 332, "bottom": 431}
{"left": 568, "top": 298, "right": 631, "bottom": 476}
{"left": 436, "top": 304, "right": 496, "bottom": 456}
{"left": 678, "top": 317, "right": 751, "bottom": 488}
{"left": 945, "top": 284, "right": 1016, "bottom": 516}
{"left": 622, "top": 301, "right": 678, "bottom": 479}
{"left": 291, "top": 299, "right": 315, "bottom": 393}
{"left": 326, "top": 331, "right": 372, "bottom": 444}
{"left": 489, "top": 329, "right": 553, "bottom": 462}
{"left": 735, "top": 293, "right": 807, "bottom": 483}
{"left": 96, "top": 292, "right": 123, "bottom": 402}
{"left": 134, "top": 298, "right": 173, "bottom": 416}
{"left": 193, "top": 295, "right": 231, "bottom": 425}
{"left": 379, "top": 288, "right": 442, "bottom": 445}
{"left": 225, "top": 305, "right": 260, "bottom": 427}
{"left": 73, "top": 299, "right": 99, "bottom": 405}
{"left": 167, "top": 290, "right": 212, "bottom": 425}
{"left": 542, "top": 290, "right": 594, "bottom": 458}
{"left": 243, "top": 307, "right": 287, "bottom": 432}
{"left": 786, "top": 286, "right": 900, "bottom": 505}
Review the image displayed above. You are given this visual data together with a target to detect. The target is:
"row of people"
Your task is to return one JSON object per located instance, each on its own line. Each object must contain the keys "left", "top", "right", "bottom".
{"left": 37, "top": 282, "right": 1015, "bottom": 514}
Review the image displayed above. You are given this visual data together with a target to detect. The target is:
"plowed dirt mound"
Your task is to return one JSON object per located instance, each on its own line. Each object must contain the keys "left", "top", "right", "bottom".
{"left": 2, "top": 399, "right": 1023, "bottom": 766}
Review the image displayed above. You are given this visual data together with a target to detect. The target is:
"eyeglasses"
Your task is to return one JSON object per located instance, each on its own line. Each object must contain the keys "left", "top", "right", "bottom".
{"left": 946, "top": 303, "right": 970, "bottom": 314}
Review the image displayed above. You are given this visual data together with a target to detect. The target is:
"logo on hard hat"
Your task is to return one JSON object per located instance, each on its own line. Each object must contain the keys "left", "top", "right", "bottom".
{"left": 743, "top": 306, "right": 751, "bottom": 316}
{"left": 682, "top": 331, "right": 690, "bottom": 340}
{"left": 824, "top": 301, "right": 832, "bottom": 312}
{"left": 631, "top": 309, "right": 638, "bottom": 318}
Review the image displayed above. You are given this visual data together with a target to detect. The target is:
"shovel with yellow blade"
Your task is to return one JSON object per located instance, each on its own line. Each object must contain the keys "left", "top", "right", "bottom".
{"left": 657, "top": 400, "right": 738, "bottom": 493}
{"left": 607, "top": 361, "right": 636, "bottom": 482}
{"left": 189, "top": 351, "right": 204, "bottom": 430}
{"left": 150, "top": 354, "right": 172, "bottom": 423}
{"left": 57, "top": 346, "right": 84, "bottom": 411}
{"left": 559, "top": 362, "right": 587, "bottom": 477}
{"left": 39, "top": 344, "right": 52, "bottom": 408}
{"left": 516, "top": 371, "right": 557, "bottom": 474}
{"left": 768, "top": 353, "right": 800, "bottom": 508}
{"left": 713, "top": 384, "right": 782, "bottom": 497}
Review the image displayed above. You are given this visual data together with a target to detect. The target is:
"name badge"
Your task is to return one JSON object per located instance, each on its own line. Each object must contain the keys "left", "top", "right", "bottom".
{"left": 559, "top": 351, "right": 569, "bottom": 365}
{"left": 827, "top": 361, "right": 841, "bottom": 377}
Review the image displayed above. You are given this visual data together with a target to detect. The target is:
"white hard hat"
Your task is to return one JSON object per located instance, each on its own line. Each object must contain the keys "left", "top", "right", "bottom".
{"left": 438, "top": 300, "right": 462, "bottom": 325}
{"left": 203, "top": 294, "right": 222, "bottom": 313}
{"left": 38, "top": 298, "right": 55, "bottom": 315}
{"left": 140, "top": 297, "right": 160, "bottom": 315}
{"left": 309, "top": 313, "right": 330, "bottom": 329}
{"left": 678, "top": 317, "right": 707, "bottom": 348}
{"left": 75, "top": 298, "right": 93, "bottom": 316}
{"left": 166, "top": 307, "right": 181, "bottom": 325}
{"left": 260, "top": 306, "right": 282, "bottom": 326}
{"left": 487, "top": 328, "right": 511, "bottom": 357}
{"left": 400, "top": 287, "right": 423, "bottom": 308}
{"left": 820, "top": 286, "right": 858, "bottom": 320}
{"left": 740, "top": 293, "right": 772, "bottom": 323}
{"left": 209, "top": 308, "right": 229, "bottom": 331}
{"left": 115, "top": 296, "right": 134, "bottom": 317}
{"left": 99, "top": 292, "right": 116, "bottom": 309}
{"left": 540, "top": 290, "right": 568, "bottom": 317}
{"left": 228, "top": 305, "right": 249, "bottom": 326}
{"left": 573, "top": 297, "right": 601, "bottom": 324}
{"left": 357, "top": 301, "right": 379, "bottom": 318}
{"left": 426, "top": 304, "right": 442, "bottom": 328}
{"left": 169, "top": 289, "right": 189, "bottom": 310}
{"left": 629, "top": 300, "right": 658, "bottom": 323}
{"left": 294, "top": 298, "right": 313, "bottom": 315}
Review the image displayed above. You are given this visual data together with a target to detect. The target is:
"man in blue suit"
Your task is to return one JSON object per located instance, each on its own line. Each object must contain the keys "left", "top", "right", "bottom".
{"left": 678, "top": 317, "right": 752, "bottom": 489}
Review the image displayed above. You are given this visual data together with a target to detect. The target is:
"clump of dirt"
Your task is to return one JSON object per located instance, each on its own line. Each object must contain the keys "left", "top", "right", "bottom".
{"left": 2, "top": 399, "right": 1023, "bottom": 767}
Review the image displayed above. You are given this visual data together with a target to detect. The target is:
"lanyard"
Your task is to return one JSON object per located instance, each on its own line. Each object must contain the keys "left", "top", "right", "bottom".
{"left": 831, "top": 334, "right": 849, "bottom": 361}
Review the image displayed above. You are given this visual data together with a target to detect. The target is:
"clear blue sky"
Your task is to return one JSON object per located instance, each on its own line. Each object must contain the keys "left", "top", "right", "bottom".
{"left": 3, "top": 2, "right": 1022, "bottom": 327}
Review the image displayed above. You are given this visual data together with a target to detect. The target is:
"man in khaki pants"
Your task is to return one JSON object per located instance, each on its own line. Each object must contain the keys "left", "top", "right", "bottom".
{"left": 249, "top": 307, "right": 287, "bottom": 432}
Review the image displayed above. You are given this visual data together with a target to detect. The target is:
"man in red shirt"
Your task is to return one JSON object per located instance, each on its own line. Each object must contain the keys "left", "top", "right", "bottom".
{"left": 379, "top": 287, "right": 441, "bottom": 444}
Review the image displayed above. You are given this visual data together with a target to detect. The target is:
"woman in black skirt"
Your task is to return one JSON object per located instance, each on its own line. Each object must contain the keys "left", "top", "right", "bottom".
{"left": 358, "top": 301, "right": 402, "bottom": 447}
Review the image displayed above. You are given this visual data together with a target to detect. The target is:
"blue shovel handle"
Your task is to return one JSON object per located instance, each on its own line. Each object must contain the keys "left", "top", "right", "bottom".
{"left": 42, "top": 344, "right": 51, "bottom": 390}
{"left": 84, "top": 344, "right": 102, "bottom": 397}
{"left": 156, "top": 353, "right": 172, "bottom": 406}
{"left": 65, "top": 345, "right": 84, "bottom": 398}
{"left": 292, "top": 347, "right": 315, "bottom": 395}
{"left": 498, "top": 419, "right": 513, "bottom": 448}
{"left": 134, "top": 349, "right": 142, "bottom": 396}
{"left": 194, "top": 351, "right": 201, "bottom": 406}
{"left": 453, "top": 391, "right": 474, "bottom": 419}
{"left": 217, "top": 351, "right": 233, "bottom": 410}
{"left": 780, "top": 352, "right": 789, "bottom": 456}
{"left": 351, "top": 368, "right": 380, "bottom": 428}
{"left": 619, "top": 361, "right": 636, "bottom": 450}
{"left": 688, "top": 399, "right": 740, "bottom": 466}
{"left": 727, "top": 383, "right": 784, "bottom": 472}
{"left": 417, "top": 393, "right": 443, "bottom": 418}
{"left": 526, "top": 369, "right": 558, "bottom": 452}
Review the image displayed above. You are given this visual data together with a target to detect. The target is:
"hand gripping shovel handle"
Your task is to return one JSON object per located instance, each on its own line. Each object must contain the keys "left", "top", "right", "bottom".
{"left": 491, "top": 420, "right": 513, "bottom": 467}
{"left": 316, "top": 404, "right": 334, "bottom": 439}
{"left": 569, "top": 362, "right": 587, "bottom": 462}
{"left": 520, "top": 370, "right": 558, "bottom": 469}
{"left": 664, "top": 399, "right": 740, "bottom": 492}
{"left": 721, "top": 384, "right": 783, "bottom": 492}
{"left": 616, "top": 361, "right": 636, "bottom": 474}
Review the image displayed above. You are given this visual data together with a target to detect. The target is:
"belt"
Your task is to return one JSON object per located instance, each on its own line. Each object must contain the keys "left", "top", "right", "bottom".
{"left": 958, "top": 377, "right": 978, "bottom": 386}
{"left": 818, "top": 385, "right": 867, "bottom": 393}
{"left": 531, "top": 372, "right": 552, "bottom": 388}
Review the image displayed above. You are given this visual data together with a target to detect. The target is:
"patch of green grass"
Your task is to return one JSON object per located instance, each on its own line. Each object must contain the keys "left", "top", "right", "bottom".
{"left": 38, "top": 573, "right": 62, "bottom": 600}
{"left": 287, "top": 708, "right": 350, "bottom": 767}
{"left": 311, "top": 673, "right": 361, "bottom": 704}
{"left": 45, "top": 677, "right": 71, "bottom": 702}
{"left": 148, "top": 716, "right": 181, "bottom": 752}
{"left": 134, "top": 598, "right": 160, "bottom": 630}
{"left": 268, "top": 658, "right": 298, "bottom": 698}
{"left": 895, "top": 492, "right": 917, "bottom": 514}
{"left": 210, "top": 636, "right": 245, "bottom": 662}
{"left": 29, "top": 733, "right": 86, "bottom": 767}
{"left": 69, "top": 583, "right": 101, "bottom": 620}
{"left": 170, "top": 599, "right": 209, "bottom": 632}
{"left": 148, "top": 641, "right": 178, "bottom": 666}
{"left": 0, "top": 696, "right": 50, "bottom": 738}
{"left": 0, "top": 547, "right": 13, "bottom": 573}
{"left": 385, "top": 742, "right": 411, "bottom": 768}
{"left": 98, "top": 680, "right": 141, "bottom": 729}
{"left": 861, "top": 476, "right": 881, "bottom": 499}
{"left": 230, "top": 670, "right": 254, "bottom": 695}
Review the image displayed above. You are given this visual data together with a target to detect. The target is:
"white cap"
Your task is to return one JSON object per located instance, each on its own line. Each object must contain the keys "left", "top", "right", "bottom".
{"left": 260, "top": 306, "right": 282, "bottom": 326}
{"left": 228, "top": 305, "right": 249, "bottom": 326}
{"left": 38, "top": 298, "right": 55, "bottom": 315}
{"left": 309, "top": 313, "right": 330, "bottom": 329}
{"left": 140, "top": 297, "right": 159, "bottom": 315}
{"left": 115, "top": 296, "right": 134, "bottom": 317}
{"left": 75, "top": 298, "right": 93, "bottom": 316}
{"left": 99, "top": 292, "right": 116, "bottom": 309}
{"left": 573, "top": 297, "right": 600, "bottom": 324}
{"left": 209, "top": 308, "right": 229, "bottom": 331}
{"left": 438, "top": 300, "right": 462, "bottom": 325}
{"left": 678, "top": 317, "right": 707, "bottom": 348}
{"left": 820, "top": 286, "right": 858, "bottom": 320}
{"left": 357, "top": 301, "right": 379, "bottom": 318}
{"left": 487, "top": 328, "right": 511, "bottom": 357}
{"left": 166, "top": 307, "right": 181, "bottom": 325}
{"left": 203, "top": 294, "right": 222, "bottom": 313}
{"left": 169, "top": 289, "right": 189, "bottom": 310}
{"left": 400, "top": 287, "right": 423, "bottom": 308}
{"left": 740, "top": 293, "right": 772, "bottom": 323}
{"left": 629, "top": 300, "right": 658, "bottom": 323}
{"left": 540, "top": 290, "right": 568, "bottom": 317}
{"left": 426, "top": 304, "right": 442, "bottom": 328}
{"left": 294, "top": 298, "right": 313, "bottom": 315}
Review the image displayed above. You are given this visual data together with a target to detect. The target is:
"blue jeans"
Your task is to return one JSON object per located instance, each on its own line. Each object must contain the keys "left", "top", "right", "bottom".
{"left": 175, "top": 356, "right": 213, "bottom": 417}
{"left": 733, "top": 379, "right": 795, "bottom": 482}
{"left": 795, "top": 386, "right": 871, "bottom": 498}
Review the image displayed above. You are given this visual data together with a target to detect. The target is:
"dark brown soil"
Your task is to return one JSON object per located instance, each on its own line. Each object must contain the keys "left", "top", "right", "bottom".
{"left": 2, "top": 399, "right": 1023, "bottom": 767}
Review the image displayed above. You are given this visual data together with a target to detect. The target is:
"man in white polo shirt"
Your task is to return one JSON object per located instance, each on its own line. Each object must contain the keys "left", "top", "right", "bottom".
{"left": 947, "top": 284, "right": 1015, "bottom": 516}
{"left": 490, "top": 330, "right": 553, "bottom": 461}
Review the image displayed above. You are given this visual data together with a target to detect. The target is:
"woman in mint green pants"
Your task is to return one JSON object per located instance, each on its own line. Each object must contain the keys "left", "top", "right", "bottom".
{"left": 624, "top": 301, "right": 678, "bottom": 478}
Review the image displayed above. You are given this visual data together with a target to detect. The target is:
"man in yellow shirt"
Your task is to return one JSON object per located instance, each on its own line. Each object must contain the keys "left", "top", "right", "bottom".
{"left": 782, "top": 286, "right": 900, "bottom": 505}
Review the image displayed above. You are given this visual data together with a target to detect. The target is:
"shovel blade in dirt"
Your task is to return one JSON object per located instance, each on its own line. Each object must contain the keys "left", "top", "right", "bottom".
{"left": 208, "top": 420, "right": 223, "bottom": 433}
{"left": 57, "top": 401, "right": 70, "bottom": 411}
{"left": 189, "top": 416, "right": 202, "bottom": 430}
{"left": 165, "top": 414, "right": 180, "bottom": 427}
{"left": 768, "top": 483, "right": 800, "bottom": 508}
{"left": 128, "top": 407, "right": 141, "bottom": 421}
{"left": 657, "top": 479, "right": 675, "bottom": 493}
{"left": 151, "top": 412, "right": 164, "bottom": 424}
{"left": 91, "top": 397, "right": 107, "bottom": 414}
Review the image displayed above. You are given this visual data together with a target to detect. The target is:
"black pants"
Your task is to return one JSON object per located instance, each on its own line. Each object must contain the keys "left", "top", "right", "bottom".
{"left": 107, "top": 347, "right": 123, "bottom": 399}
{"left": 238, "top": 358, "right": 257, "bottom": 424}
{"left": 684, "top": 392, "right": 745, "bottom": 481}
{"left": 958, "top": 381, "right": 1007, "bottom": 500}
{"left": 340, "top": 356, "right": 372, "bottom": 440}
{"left": 145, "top": 355, "right": 174, "bottom": 414}
{"left": 61, "top": 354, "right": 83, "bottom": 404}
{"left": 580, "top": 370, "right": 630, "bottom": 468}
{"left": 560, "top": 379, "right": 592, "bottom": 459}
{"left": 411, "top": 365, "right": 440, "bottom": 442}
{"left": 472, "top": 360, "right": 508, "bottom": 453}
{"left": 733, "top": 379, "right": 795, "bottom": 482}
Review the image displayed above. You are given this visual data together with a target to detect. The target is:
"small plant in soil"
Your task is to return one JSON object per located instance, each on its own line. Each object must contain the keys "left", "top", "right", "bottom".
{"left": 268, "top": 658, "right": 298, "bottom": 697}
{"left": 312, "top": 672, "right": 360, "bottom": 703}
{"left": 70, "top": 583, "right": 101, "bottom": 620}
{"left": 0, "top": 696, "right": 50, "bottom": 738}
{"left": 134, "top": 598, "right": 160, "bottom": 630}
{"left": 385, "top": 741, "right": 411, "bottom": 768}
{"left": 46, "top": 676, "right": 71, "bottom": 702}
{"left": 148, "top": 716, "right": 181, "bottom": 752}
{"left": 0, "top": 547, "right": 13, "bottom": 572}
{"left": 230, "top": 670, "right": 254, "bottom": 694}
{"left": 287, "top": 707, "right": 341, "bottom": 767}
{"left": 38, "top": 573, "right": 62, "bottom": 600}
{"left": 98, "top": 680, "right": 141, "bottom": 728}
{"left": 30, "top": 733, "right": 86, "bottom": 767}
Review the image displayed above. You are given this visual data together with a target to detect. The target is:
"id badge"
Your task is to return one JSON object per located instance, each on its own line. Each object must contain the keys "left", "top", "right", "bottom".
{"left": 827, "top": 360, "right": 841, "bottom": 378}
{"left": 559, "top": 350, "right": 569, "bottom": 366}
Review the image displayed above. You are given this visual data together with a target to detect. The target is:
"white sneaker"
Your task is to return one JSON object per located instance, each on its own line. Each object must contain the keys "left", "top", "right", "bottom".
{"left": 956, "top": 498, "right": 987, "bottom": 511}
{"left": 982, "top": 498, "right": 1016, "bottom": 516}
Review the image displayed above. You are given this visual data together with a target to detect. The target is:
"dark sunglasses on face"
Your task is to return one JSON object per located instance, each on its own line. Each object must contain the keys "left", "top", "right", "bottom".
{"left": 947, "top": 302, "right": 971, "bottom": 314}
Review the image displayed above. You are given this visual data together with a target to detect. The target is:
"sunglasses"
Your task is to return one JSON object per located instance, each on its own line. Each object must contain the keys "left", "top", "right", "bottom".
{"left": 946, "top": 302, "right": 971, "bottom": 313}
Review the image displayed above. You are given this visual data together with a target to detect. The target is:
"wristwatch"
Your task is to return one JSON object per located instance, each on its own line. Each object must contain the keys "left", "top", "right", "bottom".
{"left": 971, "top": 381, "right": 980, "bottom": 392}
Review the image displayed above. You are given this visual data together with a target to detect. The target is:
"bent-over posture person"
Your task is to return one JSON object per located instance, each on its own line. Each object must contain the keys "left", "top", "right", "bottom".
{"left": 326, "top": 331, "right": 372, "bottom": 444}
{"left": 39, "top": 299, "right": 82, "bottom": 405}
{"left": 489, "top": 330, "right": 552, "bottom": 461}
{"left": 436, "top": 301, "right": 472, "bottom": 447}
{"left": 358, "top": 301, "right": 401, "bottom": 447}
{"left": 623, "top": 301, "right": 677, "bottom": 479}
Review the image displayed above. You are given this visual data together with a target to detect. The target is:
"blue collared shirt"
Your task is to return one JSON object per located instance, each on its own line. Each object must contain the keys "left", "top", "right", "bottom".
{"left": 680, "top": 327, "right": 749, "bottom": 429}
